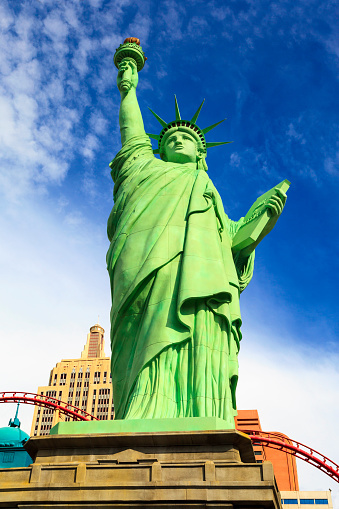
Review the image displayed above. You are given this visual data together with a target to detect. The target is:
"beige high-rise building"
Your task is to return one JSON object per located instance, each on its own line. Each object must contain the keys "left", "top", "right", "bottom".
{"left": 31, "top": 324, "right": 114, "bottom": 436}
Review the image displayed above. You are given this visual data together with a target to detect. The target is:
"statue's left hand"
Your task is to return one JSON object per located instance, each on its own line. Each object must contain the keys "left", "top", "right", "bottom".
{"left": 266, "top": 188, "right": 287, "bottom": 217}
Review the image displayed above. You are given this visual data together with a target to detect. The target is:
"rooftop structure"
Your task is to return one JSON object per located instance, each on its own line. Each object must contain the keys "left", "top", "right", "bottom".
{"left": 31, "top": 324, "right": 114, "bottom": 436}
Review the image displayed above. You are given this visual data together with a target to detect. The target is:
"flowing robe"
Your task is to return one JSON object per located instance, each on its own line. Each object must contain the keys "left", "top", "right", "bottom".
{"left": 107, "top": 135, "right": 254, "bottom": 427}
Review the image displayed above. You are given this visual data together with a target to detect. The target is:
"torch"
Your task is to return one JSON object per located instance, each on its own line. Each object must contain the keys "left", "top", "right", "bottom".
{"left": 114, "top": 37, "right": 147, "bottom": 91}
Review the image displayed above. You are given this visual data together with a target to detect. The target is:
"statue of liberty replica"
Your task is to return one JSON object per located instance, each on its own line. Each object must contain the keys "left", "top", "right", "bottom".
{"left": 107, "top": 39, "right": 288, "bottom": 427}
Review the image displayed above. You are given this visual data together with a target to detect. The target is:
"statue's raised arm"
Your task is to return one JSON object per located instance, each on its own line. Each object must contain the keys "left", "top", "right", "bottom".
{"left": 114, "top": 38, "right": 147, "bottom": 145}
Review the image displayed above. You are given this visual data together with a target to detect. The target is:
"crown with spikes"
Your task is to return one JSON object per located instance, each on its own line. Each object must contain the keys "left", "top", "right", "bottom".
{"left": 146, "top": 96, "right": 231, "bottom": 156}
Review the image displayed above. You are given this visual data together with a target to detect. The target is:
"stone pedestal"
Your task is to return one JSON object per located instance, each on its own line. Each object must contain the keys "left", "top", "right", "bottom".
{"left": 0, "top": 429, "right": 281, "bottom": 508}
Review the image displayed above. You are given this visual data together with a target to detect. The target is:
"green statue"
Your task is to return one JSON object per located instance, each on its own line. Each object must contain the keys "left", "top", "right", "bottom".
{"left": 107, "top": 39, "right": 288, "bottom": 427}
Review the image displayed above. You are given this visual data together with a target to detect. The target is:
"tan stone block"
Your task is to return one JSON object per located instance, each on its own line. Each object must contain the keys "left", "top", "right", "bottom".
{"left": 161, "top": 464, "right": 204, "bottom": 481}
{"left": 204, "top": 460, "right": 216, "bottom": 481}
{"left": 0, "top": 466, "right": 30, "bottom": 485}
{"left": 40, "top": 465, "right": 76, "bottom": 484}
{"left": 151, "top": 461, "right": 162, "bottom": 481}
{"left": 75, "top": 462, "right": 87, "bottom": 483}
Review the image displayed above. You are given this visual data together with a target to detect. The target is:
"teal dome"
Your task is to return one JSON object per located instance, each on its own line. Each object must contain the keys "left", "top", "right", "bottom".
{"left": 0, "top": 405, "right": 33, "bottom": 468}
{"left": 0, "top": 426, "right": 29, "bottom": 447}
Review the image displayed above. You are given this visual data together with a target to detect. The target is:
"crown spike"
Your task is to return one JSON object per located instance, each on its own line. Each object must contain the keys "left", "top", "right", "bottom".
{"left": 174, "top": 95, "right": 181, "bottom": 121}
{"left": 146, "top": 133, "right": 160, "bottom": 140}
{"left": 191, "top": 99, "right": 205, "bottom": 124}
{"left": 202, "top": 119, "right": 226, "bottom": 134}
{"left": 205, "top": 141, "right": 233, "bottom": 148}
{"left": 148, "top": 107, "right": 167, "bottom": 128}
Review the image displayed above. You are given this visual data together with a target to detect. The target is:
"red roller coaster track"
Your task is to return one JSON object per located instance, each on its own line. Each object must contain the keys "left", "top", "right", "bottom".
{"left": 1, "top": 392, "right": 338, "bottom": 483}
{"left": 247, "top": 431, "right": 339, "bottom": 484}
{"left": 0, "top": 392, "right": 98, "bottom": 422}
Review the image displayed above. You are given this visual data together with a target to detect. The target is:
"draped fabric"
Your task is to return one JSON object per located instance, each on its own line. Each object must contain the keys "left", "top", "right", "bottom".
{"left": 107, "top": 135, "right": 254, "bottom": 426}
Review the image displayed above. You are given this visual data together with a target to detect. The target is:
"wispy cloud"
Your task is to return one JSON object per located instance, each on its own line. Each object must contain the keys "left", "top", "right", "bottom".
{"left": 0, "top": 0, "right": 152, "bottom": 203}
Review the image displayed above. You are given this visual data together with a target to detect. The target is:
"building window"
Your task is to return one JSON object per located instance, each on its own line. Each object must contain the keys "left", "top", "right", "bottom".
{"left": 103, "top": 371, "right": 107, "bottom": 383}
{"left": 254, "top": 451, "right": 262, "bottom": 455}
{"left": 315, "top": 501, "right": 328, "bottom": 505}
{"left": 2, "top": 452, "right": 14, "bottom": 463}
{"left": 282, "top": 500, "right": 298, "bottom": 505}
{"left": 60, "top": 373, "right": 67, "bottom": 385}
{"left": 300, "top": 500, "right": 315, "bottom": 505}
{"left": 94, "top": 371, "right": 100, "bottom": 384}
{"left": 53, "top": 373, "right": 57, "bottom": 386}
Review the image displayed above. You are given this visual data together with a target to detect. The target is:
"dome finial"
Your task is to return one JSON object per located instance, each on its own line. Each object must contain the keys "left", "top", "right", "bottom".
{"left": 8, "top": 403, "right": 21, "bottom": 428}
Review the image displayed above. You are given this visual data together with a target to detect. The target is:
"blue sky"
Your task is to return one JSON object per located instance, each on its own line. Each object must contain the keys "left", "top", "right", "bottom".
{"left": 0, "top": 0, "right": 338, "bottom": 501}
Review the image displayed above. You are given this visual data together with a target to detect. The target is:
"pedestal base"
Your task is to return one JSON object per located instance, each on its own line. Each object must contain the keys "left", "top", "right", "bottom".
{"left": 0, "top": 428, "right": 281, "bottom": 508}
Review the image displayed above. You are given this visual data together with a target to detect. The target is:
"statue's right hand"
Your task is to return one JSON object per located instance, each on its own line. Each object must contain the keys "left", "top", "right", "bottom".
{"left": 117, "top": 59, "right": 139, "bottom": 93}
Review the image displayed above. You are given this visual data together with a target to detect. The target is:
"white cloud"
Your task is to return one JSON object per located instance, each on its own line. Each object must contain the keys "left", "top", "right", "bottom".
{"left": 64, "top": 210, "right": 84, "bottom": 227}
{"left": 324, "top": 152, "right": 339, "bottom": 177}
{"left": 89, "top": 111, "right": 109, "bottom": 136}
{"left": 43, "top": 12, "right": 69, "bottom": 42}
{"left": 127, "top": 12, "right": 152, "bottom": 46}
{"left": 286, "top": 122, "right": 306, "bottom": 144}
{"left": 82, "top": 133, "right": 100, "bottom": 160}
{"left": 72, "top": 36, "right": 98, "bottom": 76}
{"left": 158, "top": 0, "right": 186, "bottom": 41}
{"left": 0, "top": 1, "right": 14, "bottom": 31}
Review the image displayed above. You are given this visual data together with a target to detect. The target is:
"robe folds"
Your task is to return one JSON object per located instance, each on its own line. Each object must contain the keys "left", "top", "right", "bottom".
{"left": 107, "top": 135, "right": 254, "bottom": 426}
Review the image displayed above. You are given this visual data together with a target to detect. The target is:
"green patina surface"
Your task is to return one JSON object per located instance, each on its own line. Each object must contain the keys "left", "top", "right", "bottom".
{"left": 50, "top": 417, "right": 243, "bottom": 435}
{"left": 106, "top": 41, "right": 288, "bottom": 426}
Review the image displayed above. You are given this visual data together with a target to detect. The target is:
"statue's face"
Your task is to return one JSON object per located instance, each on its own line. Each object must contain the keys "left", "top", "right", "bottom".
{"left": 163, "top": 130, "right": 198, "bottom": 164}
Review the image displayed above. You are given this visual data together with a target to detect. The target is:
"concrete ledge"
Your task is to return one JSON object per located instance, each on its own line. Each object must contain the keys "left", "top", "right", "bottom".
{"left": 26, "top": 428, "right": 255, "bottom": 464}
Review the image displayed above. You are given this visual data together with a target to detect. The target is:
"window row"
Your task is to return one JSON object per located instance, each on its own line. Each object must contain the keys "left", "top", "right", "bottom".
{"left": 282, "top": 500, "right": 328, "bottom": 505}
